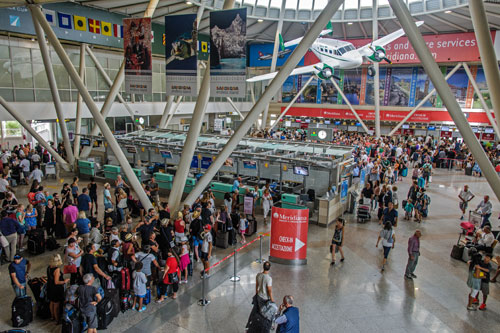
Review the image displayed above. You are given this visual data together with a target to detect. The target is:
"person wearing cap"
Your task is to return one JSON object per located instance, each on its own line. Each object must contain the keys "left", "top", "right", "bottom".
{"left": 9, "top": 254, "right": 30, "bottom": 297}
{"left": 200, "top": 224, "right": 213, "bottom": 277}
{"left": 134, "top": 244, "right": 161, "bottom": 294}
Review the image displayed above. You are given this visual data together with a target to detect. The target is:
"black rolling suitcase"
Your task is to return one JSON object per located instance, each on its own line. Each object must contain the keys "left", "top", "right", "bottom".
{"left": 104, "top": 209, "right": 117, "bottom": 225}
{"left": 227, "top": 228, "right": 236, "bottom": 246}
{"left": 61, "top": 304, "right": 82, "bottom": 333}
{"left": 465, "top": 167, "right": 472, "bottom": 176}
{"left": 97, "top": 297, "right": 115, "bottom": 330}
{"left": 12, "top": 296, "right": 33, "bottom": 327}
{"left": 451, "top": 233, "right": 465, "bottom": 260}
{"left": 27, "top": 229, "right": 45, "bottom": 255}
{"left": 215, "top": 230, "right": 229, "bottom": 249}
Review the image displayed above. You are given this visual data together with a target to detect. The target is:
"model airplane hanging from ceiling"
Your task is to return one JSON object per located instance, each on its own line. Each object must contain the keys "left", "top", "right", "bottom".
{"left": 247, "top": 21, "right": 424, "bottom": 82}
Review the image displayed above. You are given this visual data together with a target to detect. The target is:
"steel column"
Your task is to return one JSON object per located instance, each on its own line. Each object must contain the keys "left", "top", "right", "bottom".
{"left": 463, "top": 63, "right": 500, "bottom": 137}
{"left": 0, "top": 97, "right": 69, "bottom": 170}
{"left": 226, "top": 97, "right": 245, "bottom": 120}
{"left": 183, "top": 0, "right": 346, "bottom": 206}
{"left": 74, "top": 43, "right": 85, "bottom": 159}
{"left": 168, "top": 66, "right": 211, "bottom": 213}
{"left": 30, "top": 5, "right": 153, "bottom": 210}
{"left": 388, "top": 0, "right": 500, "bottom": 202}
{"left": 223, "top": 0, "right": 235, "bottom": 10}
{"left": 159, "top": 95, "right": 176, "bottom": 128}
{"left": 373, "top": 0, "right": 380, "bottom": 138}
{"left": 33, "top": 18, "right": 75, "bottom": 165}
{"left": 388, "top": 63, "right": 462, "bottom": 136}
{"left": 469, "top": 0, "right": 500, "bottom": 131}
{"left": 269, "top": 75, "right": 315, "bottom": 131}
{"left": 329, "top": 77, "right": 369, "bottom": 133}
{"left": 164, "top": 96, "right": 183, "bottom": 129}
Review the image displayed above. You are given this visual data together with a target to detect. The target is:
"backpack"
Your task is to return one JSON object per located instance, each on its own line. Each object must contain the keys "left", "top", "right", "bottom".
{"left": 27, "top": 192, "right": 36, "bottom": 205}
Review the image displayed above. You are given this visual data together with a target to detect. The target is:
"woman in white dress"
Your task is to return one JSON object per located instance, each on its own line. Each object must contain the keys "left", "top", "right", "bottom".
{"left": 262, "top": 189, "right": 273, "bottom": 225}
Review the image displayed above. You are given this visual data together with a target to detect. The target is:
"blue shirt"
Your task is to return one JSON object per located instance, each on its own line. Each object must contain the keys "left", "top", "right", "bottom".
{"left": 383, "top": 208, "right": 398, "bottom": 224}
{"left": 0, "top": 217, "right": 22, "bottom": 236}
{"left": 232, "top": 180, "right": 240, "bottom": 192}
{"left": 103, "top": 189, "right": 112, "bottom": 205}
{"left": 9, "top": 258, "right": 28, "bottom": 285}
{"left": 277, "top": 306, "right": 300, "bottom": 333}
{"left": 78, "top": 194, "right": 91, "bottom": 212}
{"left": 75, "top": 218, "right": 91, "bottom": 235}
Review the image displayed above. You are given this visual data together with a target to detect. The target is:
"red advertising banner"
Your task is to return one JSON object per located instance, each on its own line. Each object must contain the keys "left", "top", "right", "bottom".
{"left": 482, "top": 133, "right": 496, "bottom": 141}
{"left": 348, "top": 31, "right": 495, "bottom": 64}
{"left": 440, "top": 131, "right": 453, "bottom": 138}
{"left": 282, "top": 106, "right": 495, "bottom": 124}
{"left": 359, "top": 67, "right": 367, "bottom": 105}
{"left": 465, "top": 65, "right": 478, "bottom": 108}
{"left": 270, "top": 207, "right": 309, "bottom": 265}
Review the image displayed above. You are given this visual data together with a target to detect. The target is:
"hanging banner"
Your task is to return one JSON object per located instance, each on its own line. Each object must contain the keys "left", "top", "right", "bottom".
{"left": 337, "top": 70, "right": 344, "bottom": 105}
{"left": 297, "top": 75, "right": 303, "bottom": 103}
{"left": 270, "top": 206, "right": 309, "bottom": 265}
{"left": 123, "top": 17, "right": 152, "bottom": 94}
{"left": 465, "top": 65, "right": 478, "bottom": 109}
{"left": 198, "top": 34, "right": 210, "bottom": 61}
{"left": 383, "top": 67, "right": 392, "bottom": 106}
{"left": 165, "top": 14, "right": 198, "bottom": 96}
{"left": 435, "top": 66, "right": 447, "bottom": 108}
{"left": 359, "top": 67, "right": 367, "bottom": 105}
{"left": 210, "top": 8, "right": 247, "bottom": 97}
{"left": 408, "top": 67, "right": 419, "bottom": 107}
{"left": 316, "top": 79, "right": 322, "bottom": 104}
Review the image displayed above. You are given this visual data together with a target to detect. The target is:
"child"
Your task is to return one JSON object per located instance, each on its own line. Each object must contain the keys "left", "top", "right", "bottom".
{"left": 404, "top": 199, "right": 414, "bottom": 220}
{"left": 239, "top": 212, "right": 247, "bottom": 244}
{"left": 179, "top": 236, "right": 191, "bottom": 283}
{"left": 132, "top": 262, "right": 147, "bottom": 312}
{"left": 16, "top": 204, "right": 26, "bottom": 251}
{"left": 417, "top": 170, "right": 426, "bottom": 189}
{"left": 25, "top": 204, "right": 37, "bottom": 231}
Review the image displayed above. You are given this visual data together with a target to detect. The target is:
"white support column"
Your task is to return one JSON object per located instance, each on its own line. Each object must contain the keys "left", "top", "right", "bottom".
{"left": 373, "top": 0, "right": 380, "bottom": 138}
{"left": 144, "top": 0, "right": 160, "bottom": 18}
{"left": 85, "top": 45, "right": 137, "bottom": 125}
{"left": 0, "top": 97, "right": 69, "bottom": 170}
{"left": 159, "top": 95, "right": 175, "bottom": 128}
{"left": 269, "top": 75, "right": 315, "bottom": 131}
{"left": 74, "top": 43, "right": 85, "bottom": 159}
{"left": 330, "top": 77, "right": 369, "bottom": 133}
{"left": 183, "top": 0, "right": 346, "bottom": 206}
{"left": 168, "top": 67, "right": 210, "bottom": 213}
{"left": 33, "top": 17, "right": 74, "bottom": 165}
{"left": 30, "top": 5, "right": 153, "bottom": 210}
{"left": 463, "top": 63, "right": 500, "bottom": 137}
{"left": 388, "top": 63, "right": 462, "bottom": 136}
{"left": 388, "top": 0, "right": 500, "bottom": 202}
{"left": 164, "top": 96, "right": 183, "bottom": 129}
{"left": 223, "top": 0, "right": 235, "bottom": 10}
{"left": 226, "top": 97, "right": 245, "bottom": 120}
{"left": 469, "top": 0, "right": 500, "bottom": 131}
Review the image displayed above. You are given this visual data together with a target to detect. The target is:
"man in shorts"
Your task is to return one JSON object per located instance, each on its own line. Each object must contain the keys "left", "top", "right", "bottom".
{"left": 458, "top": 185, "right": 474, "bottom": 220}
{"left": 476, "top": 254, "right": 492, "bottom": 311}
{"left": 78, "top": 273, "right": 102, "bottom": 333}
{"left": 200, "top": 224, "right": 212, "bottom": 278}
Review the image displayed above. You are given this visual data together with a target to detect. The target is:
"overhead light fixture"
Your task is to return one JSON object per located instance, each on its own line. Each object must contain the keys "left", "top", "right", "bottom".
{"left": 258, "top": 19, "right": 264, "bottom": 23}
{"left": 347, "top": 22, "right": 353, "bottom": 25}
{"left": 444, "top": 10, "right": 452, "bottom": 14}
{"left": 186, "top": 1, "right": 193, "bottom": 5}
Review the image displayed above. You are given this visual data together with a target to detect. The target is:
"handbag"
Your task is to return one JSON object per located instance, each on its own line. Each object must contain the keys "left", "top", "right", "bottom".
{"left": 63, "top": 264, "right": 77, "bottom": 274}
{"left": 473, "top": 269, "right": 485, "bottom": 279}
{"left": 168, "top": 272, "right": 179, "bottom": 284}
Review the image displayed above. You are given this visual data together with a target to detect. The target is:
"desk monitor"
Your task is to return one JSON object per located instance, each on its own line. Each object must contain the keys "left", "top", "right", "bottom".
{"left": 293, "top": 166, "right": 309, "bottom": 176}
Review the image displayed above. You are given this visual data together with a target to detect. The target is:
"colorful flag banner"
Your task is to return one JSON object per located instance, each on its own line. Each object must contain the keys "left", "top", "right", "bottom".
{"left": 43, "top": 9, "right": 56, "bottom": 26}
{"left": 88, "top": 18, "right": 100, "bottom": 34}
{"left": 359, "top": 67, "right": 367, "bottom": 105}
{"left": 165, "top": 14, "right": 198, "bottom": 96}
{"left": 210, "top": 8, "right": 247, "bottom": 97}
{"left": 123, "top": 17, "right": 152, "bottom": 94}
{"left": 74, "top": 15, "right": 86, "bottom": 31}
{"left": 113, "top": 23, "right": 123, "bottom": 38}
{"left": 57, "top": 12, "right": 72, "bottom": 29}
{"left": 465, "top": 65, "right": 477, "bottom": 109}
{"left": 101, "top": 21, "right": 112, "bottom": 36}
{"left": 197, "top": 33, "right": 210, "bottom": 61}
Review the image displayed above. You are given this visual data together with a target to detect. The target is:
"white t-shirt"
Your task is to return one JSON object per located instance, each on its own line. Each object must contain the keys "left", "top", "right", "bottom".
{"left": 459, "top": 189, "right": 474, "bottom": 202}
{"left": 257, "top": 272, "right": 272, "bottom": 300}
{"left": 0, "top": 178, "right": 9, "bottom": 192}
{"left": 31, "top": 154, "right": 41, "bottom": 162}
{"left": 380, "top": 229, "right": 394, "bottom": 247}
{"left": 20, "top": 159, "right": 30, "bottom": 172}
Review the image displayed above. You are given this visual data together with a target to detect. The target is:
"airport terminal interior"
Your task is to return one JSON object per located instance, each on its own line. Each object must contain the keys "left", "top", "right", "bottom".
{"left": 0, "top": 0, "right": 499, "bottom": 332}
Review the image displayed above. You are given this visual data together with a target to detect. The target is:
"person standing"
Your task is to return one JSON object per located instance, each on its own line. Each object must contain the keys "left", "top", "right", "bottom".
{"left": 275, "top": 295, "right": 299, "bottom": 333}
{"left": 246, "top": 261, "right": 274, "bottom": 333}
{"left": 88, "top": 177, "right": 98, "bottom": 217}
{"left": 458, "top": 185, "right": 475, "bottom": 220}
{"left": 376, "top": 222, "right": 396, "bottom": 271}
{"left": 103, "top": 183, "right": 113, "bottom": 211}
{"left": 475, "top": 195, "right": 492, "bottom": 228}
{"left": 404, "top": 230, "right": 421, "bottom": 280}
{"left": 262, "top": 189, "right": 273, "bottom": 225}
{"left": 149, "top": 177, "right": 160, "bottom": 209}
{"left": 379, "top": 202, "right": 398, "bottom": 227}
{"left": 77, "top": 188, "right": 92, "bottom": 218}
{"left": 477, "top": 254, "right": 492, "bottom": 311}
{"left": 78, "top": 273, "right": 101, "bottom": 333}
{"left": 0, "top": 210, "right": 22, "bottom": 261}
{"left": 9, "top": 254, "right": 30, "bottom": 297}
{"left": 330, "top": 218, "right": 345, "bottom": 266}
{"left": 200, "top": 224, "right": 213, "bottom": 277}
{"left": 47, "top": 254, "right": 68, "bottom": 323}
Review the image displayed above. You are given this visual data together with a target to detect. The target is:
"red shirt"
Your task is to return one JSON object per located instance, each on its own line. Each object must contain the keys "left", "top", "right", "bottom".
{"left": 163, "top": 256, "right": 179, "bottom": 285}
{"left": 174, "top": 218, "right": 185, "bottom": 234}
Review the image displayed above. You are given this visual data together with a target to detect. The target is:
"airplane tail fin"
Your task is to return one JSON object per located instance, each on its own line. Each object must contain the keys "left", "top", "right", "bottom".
{"left": 279, "top": 34, "right": 285, "bottom": 52}
{"left": 258, "top": 51, "right": 264, "bottom": 56}
{"left": 326, "top": 21, "right": 333, "bottom": 36}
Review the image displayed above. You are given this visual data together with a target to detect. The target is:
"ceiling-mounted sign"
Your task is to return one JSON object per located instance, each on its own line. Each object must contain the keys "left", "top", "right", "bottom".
{"left": 125, "top": 145, "right": 137, "bottom": 154}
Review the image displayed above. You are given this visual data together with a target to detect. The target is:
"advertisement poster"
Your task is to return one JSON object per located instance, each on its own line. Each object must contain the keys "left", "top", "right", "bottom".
{"left": 447, "top": 68, "right": 471, "bottom": 108}
{"left": 300, "top": 75, "right": 318, "bottom": 103}
{"left": 408, "top": 67, "right": 419, "bottom": 107}
{"left": 435, "top": 66, "right": 447, "bottom": 108}
{"left": 387, "top": 67, "right": 412, "bottom": 107}
{"left": 164, "top": 14, "right": 198, "bottom": 96}
{"left": 472, "top": 68, "right": 490, "bottom": 109}
{"left": 191, "top": 156, "right": 199, "bottom": 169}
{"left": 123, "top": 17, "right": 152, "bottom": 94}
{"left": 201, "top": 156, "right": 212, "bottom": 169}
{"left": 342, "top": 69, "right": 362, "bottom": 105}
{"left": 210, "top": 8, "right": 247, "bottom": 97}
{"left": 383, "top": 67, "right": 392, "bottom": 106}
{"left": 340, "top": 179, "right": 348, "bottom": 204}
{"left": 359, "top": 67, "right": 367, "bottom": 105}
{"left": 244, "top": 196, "right": 254, "bottom": 215}
{"left": 365, "top": 67, "right": 386, "bottom": 105}
{"left": 414, "top": 68, "right": 437, "bottom": 107}
{"left": 282, "top": 76, "right": 300, "bottom": 103}
{"left": 466, "top": 65, "right": 478, "bottom": 109}
{"left": 270, "top": 207, "right": 309, "bottom": 264}
{"left": 337, "top": 70, "right": 344, "bottom": 105}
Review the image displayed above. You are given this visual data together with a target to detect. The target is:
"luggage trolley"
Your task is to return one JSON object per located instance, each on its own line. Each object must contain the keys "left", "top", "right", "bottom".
{"left": 357, "top": 197, "right": 371, "bottom": 223}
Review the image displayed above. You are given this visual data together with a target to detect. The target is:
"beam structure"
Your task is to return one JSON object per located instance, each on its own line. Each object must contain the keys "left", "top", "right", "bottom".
{"left": 164, "top": 96, "right": 183, "bottom": 129}
{"left": 183, "top": 0, "right": 346, "bottom": 207}
{"left": 463, "top": 63, "right": 500, "bottom": 137}
{"left": 428, "top": 14, "right": 467, "bottom": 32}
{"left": 33, "top": 16, "right": 75, "bottom": 165}
{"left": 168, "top": 67, "right": 210, "bottom": 213}
{"left": 73, "top": 43, "right": 85, "bottom": 159}
{"left": 373, "top": 0, "right": 380, "bottom": 138}
{"left": 468, "top": 0, "right": 500, "bottom": 132}
{"left": 0, "top": 97, "right": 69, "bottom": 170}
{"left": 226, "top": 97, "right": 245, "bottom": 120}
{"left": 330, "top": 77, "right": 369, "bottom": 133}
{"left": 30, "top": 5, "right": 154, "bottom": 210}
{"left": 159, "top": 95, "right": 175, "bottom": 129}
{"left": 388, "top": 63, "right": 462, "bottom": 136}
{"left": 388, "top": 0, "right": 500, "bottom": 202}
{"left": 269, "top": 75, "right": 315, "bottom": 131}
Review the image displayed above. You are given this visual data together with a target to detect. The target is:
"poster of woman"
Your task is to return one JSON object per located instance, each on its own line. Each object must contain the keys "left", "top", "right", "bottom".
{"left": 123, "top": 17, "right": 152, "bottom": 94}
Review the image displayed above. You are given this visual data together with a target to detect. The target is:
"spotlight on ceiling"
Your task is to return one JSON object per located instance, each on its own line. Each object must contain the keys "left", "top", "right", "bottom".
{"left": 186, "top": 1, "right": 193, "bottom": 5}
{"left": 258, "top": 19, "right": 264, "bottom": 23}
{"left": 444, "top": 10, "right": 452, "bottom": 14}
{"left": 347, "top": 22, "right": 353, "bottom": 25}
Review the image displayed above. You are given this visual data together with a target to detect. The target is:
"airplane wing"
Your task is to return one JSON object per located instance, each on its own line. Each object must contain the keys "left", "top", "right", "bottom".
{"left": 247, "top": 59, "right": 340, "bottom": 82}
{"left": 284, "top": 29, "right": 333, "bottom": 48}
{"left": 358, "top": 21, "right": 424, "bottom": 57}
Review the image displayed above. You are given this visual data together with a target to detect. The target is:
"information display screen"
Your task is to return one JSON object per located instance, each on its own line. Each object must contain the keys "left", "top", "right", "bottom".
{"left": 293, "top": 166, "right": 309, "bottom": 176}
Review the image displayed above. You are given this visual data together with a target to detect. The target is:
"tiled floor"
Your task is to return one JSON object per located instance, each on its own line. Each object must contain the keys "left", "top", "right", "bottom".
{"left": 0, "top": 167, "right": 499, "bottom": 332}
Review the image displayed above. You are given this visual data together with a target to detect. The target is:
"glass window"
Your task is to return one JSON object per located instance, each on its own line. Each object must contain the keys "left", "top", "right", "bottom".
{"left": 298, "top": 0, "right": 313, "bottom": 10}
{"left": 0, "top": 88, "right": 14, "bottom": 101}
{"left": 329, "top": 49, "right": 333, "bottom": 54}
{"left": 86, "top": 67, "right": 97, "bottom": 90}
{"left": 115, "top": 116, "right": 127, "bottom": 132}
{"left": 35, "top": 90, "right": 53, "bottom": 102}
{"left": 108, "top": 58, "right": 120, "bottom": 70}
{"left": 360, "top": 0, "right": 372, "bottom": 7}
{"left": 0, "top": 60, "right": 13, "bottom": 87}
{"left": 153, "top": 93, "right": 163, "bottom": 102}
{"left": 4, "top": 120, "right": 22, "bottom": 137}
{"left": 270, "top": 0, "right": 282, "bottom": 8}
{"left": 59, "top": 90, "right": 71, "bottom": 102}
{"left": 320, "top": 47, "right": 324, "bottom": 52}
{"left": 256, "top": 0, "right": 269, "bottom": 6}
{"left": 31, "top": 49, "right": 43, "bottom": 64}
{"left": 33, "top": 64, "right": 49, "bottom": 89}
{"left": 97, "top": 74, "right": 108, "bottom": 90}
{"left": 85, "top": 55, "right": 96, "bottom": 68}
{"left": 15, "top": 89, "right": 34, "bottom": 102}
{"left": 243, "top": 0, "right": 257, "bottom": 6}
{"left": 285, "top": 0, "right": 298, "bottom": 9}
{"left": 153, "top": 62, "right": 161, "bottom": 73}
{"left": 344, "top": 0, "right": 359, "bottom": 9}
{"left": 96, "top": 56, "right": 108, "bottom": 68}
{"left": 0, "top": 45, "right": 9, "bottom": 59}
{"left": 314, "top": 0, "right": 328, "bottom": 10}
{"left": 153, "top": 73, "right": 162, "bottom": 92}
{"left": 144, "top": 94, "right": 153, "bottom": 102}
{"left": 11, "top": 47, "right": 33, "bottom": 88}
{"left": 106, "top": 116, "right": 114, "bottom": 132}
{"left": 107, "top": 69, "right": 118, "bottom": 82}
{"left": 53, "top": 64, "right": 70, "bottom": 89}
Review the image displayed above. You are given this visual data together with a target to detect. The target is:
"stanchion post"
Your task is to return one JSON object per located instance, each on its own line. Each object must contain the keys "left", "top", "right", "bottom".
{"left": 198, "top": 270, "right": 210, "bottom": 306}
{"left": 255, "top": 235, "right": 263, "bottom": 263}
{"left": 230, "top": 245, "right": 240, "bottom": 282}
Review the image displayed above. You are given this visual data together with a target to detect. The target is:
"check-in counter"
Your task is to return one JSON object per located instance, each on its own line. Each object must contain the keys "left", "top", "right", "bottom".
{"left": 237, "top": 186, "right": 263, "bottom": 206}
{"left": 185, "top": 178, "right": 196, "bottom": 193}
{"left": 124, "top": 168, "right": 145, "bottom": 183}
{"left": 154, "top": 172, "right": 173, "bottom": 190}
{"left": 78, "top": 160, "right": 95, "bottom": 177}
{"left": 104, "top": 165, "right": 120, "bottom": 180}
{"left": 210, "top": 182, "right": 234, "bottom": 199}
{"left": 317, "top": 185, "right": 356, "bottom": 227}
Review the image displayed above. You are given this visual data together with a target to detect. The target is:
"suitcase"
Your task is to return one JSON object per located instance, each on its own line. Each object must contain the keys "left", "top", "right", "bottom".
{"left": 357, "top": 205, "right": 370, "bottom": 223}
{"left": 143, "top": 288, "right": 151, "bottom": 305}
{"left": 401, "top": 168, "right": 408, "bottom": 177}
{"left": 61, "top": 304, "right": 81, "bottom": 333}
{"left": 27, "top": 229, "right": 45, "bottom": 255}
{"left": 27, "top": 277, "right": 46, "bottom": 303}
{"left": 12, "top": 296, "right": 33, "bottom": 328}
{"left": 462, "top": 245, "right": 475, "bottom": 262}
{"left": 245, "top": 216, "right": 257, "bottom": 236}
{"left": 104, "top": 210, "right": 117, "bottom": 225}
{"left": 96, "top": 297, "right": 115, "bottom": 330}
{"left": 104, "top": 288, "right": 120, "bottom": 318}
{"left": 228, "top": 228, "right": 236, "bottom": 246}
{"left": 120, "top": 268, "right": 131, "bottom": 291}
{"left": 46, "top": 237, "right": 60, "bottom": 251}
{"left": 215, "top": 230, "right": 229, "bottom": 249}
{"left": 450, "top": 245, "right": 464, "bottom": 260}
{"left": 465, "top": 167, "right": 472, "bottom": 176}
{"left": 36, "top": 299, "right": 51, "bottom": 319}
{"left": 119, "top": 291, "right": 132, "bottom": 313}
